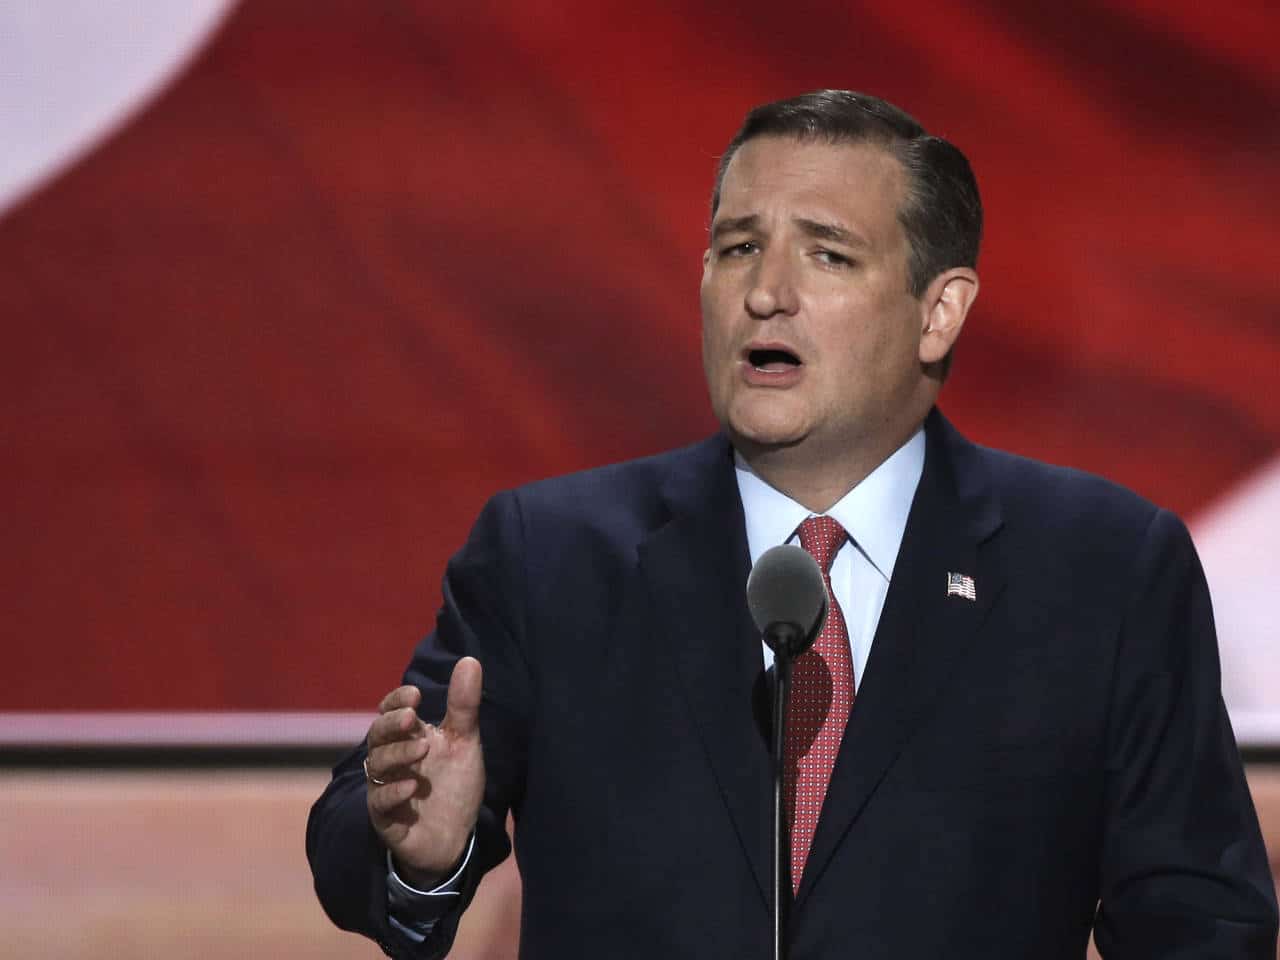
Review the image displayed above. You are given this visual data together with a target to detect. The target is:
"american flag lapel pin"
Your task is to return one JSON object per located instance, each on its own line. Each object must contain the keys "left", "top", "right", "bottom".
{"left": 946, "top": 571, "right": 976, "bottom": 602}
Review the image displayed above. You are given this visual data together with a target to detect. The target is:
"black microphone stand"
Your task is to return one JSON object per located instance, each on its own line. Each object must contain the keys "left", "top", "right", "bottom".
{"left": 764, "top": 624, "right": 802, "bottom": 960}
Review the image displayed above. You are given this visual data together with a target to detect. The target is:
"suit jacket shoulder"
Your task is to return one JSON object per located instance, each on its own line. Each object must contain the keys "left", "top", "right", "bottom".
{"left": 962, "top": 429, "right": 1160, "bottom": 540}
{"left": 508, "top": 433, "right": 732, "bottom": 531}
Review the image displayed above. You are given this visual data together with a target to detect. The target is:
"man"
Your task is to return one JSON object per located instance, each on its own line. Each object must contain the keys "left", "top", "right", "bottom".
{"left": 307, "top": 90, "right": 1278, "bottom": 958}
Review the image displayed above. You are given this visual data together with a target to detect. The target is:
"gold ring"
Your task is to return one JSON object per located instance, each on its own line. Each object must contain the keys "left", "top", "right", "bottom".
{"left": 363, "top": 756, "right": 388, "bottom": 787}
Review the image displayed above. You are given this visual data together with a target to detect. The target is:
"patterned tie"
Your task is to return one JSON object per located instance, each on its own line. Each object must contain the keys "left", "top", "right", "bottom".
{"left": 784, "top": 515, "right": 854, "bottom": 895}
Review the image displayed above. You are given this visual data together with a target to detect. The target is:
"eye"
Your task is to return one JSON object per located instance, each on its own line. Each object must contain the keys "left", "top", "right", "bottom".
{"left": 719, "top": 241, "right": 758, "bottom": 258}
{"left": 813, "top": 248, "right": 852, "bottom": 267}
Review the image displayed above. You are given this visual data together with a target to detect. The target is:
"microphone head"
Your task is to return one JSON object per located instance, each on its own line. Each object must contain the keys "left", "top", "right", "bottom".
{"left": 746, "top": 544, "right": 829, "bottom": 659}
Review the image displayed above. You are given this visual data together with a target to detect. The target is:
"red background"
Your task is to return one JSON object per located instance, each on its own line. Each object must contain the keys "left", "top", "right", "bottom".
{"left": 3, "top": 1, "right": 1277, "bottom": 711}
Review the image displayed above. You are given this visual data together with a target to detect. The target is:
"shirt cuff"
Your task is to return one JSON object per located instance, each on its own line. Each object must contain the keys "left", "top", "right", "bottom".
{"left": 385, "top": 831, "right": 476, "bottom": 937}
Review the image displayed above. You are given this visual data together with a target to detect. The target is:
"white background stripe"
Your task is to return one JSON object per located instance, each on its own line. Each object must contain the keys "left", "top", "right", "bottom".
{"left": 3, "top": 709, "right": 1278, "bottom": 749}
{"left": 0, "top": 711, "right": 371, "bottom": 747}
{"left": 0, "top": 0, "right": 237, "bottom": 215}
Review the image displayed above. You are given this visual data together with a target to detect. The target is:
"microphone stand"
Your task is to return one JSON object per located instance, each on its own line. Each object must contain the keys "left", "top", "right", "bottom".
{"left": 765, "top": 625, "right": 801, "bottom": 960}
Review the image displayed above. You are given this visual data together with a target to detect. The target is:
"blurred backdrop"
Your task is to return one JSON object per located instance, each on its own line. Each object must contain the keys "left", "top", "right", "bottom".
{"left": 2, "top": 1, "right": 1277, "bottom": 957}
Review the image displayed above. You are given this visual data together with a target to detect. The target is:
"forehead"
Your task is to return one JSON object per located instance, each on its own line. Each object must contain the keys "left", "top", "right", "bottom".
{"left": 715, "top": 136, "right": 906, "bottom": 241}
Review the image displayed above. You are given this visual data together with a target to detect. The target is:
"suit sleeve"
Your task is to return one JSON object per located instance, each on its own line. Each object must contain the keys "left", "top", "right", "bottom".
{"left": 306, "top": 490, "right": 533, "bottom": 959}
{"left": 1094, "top": 508, "right": 1278, "bottom": 958}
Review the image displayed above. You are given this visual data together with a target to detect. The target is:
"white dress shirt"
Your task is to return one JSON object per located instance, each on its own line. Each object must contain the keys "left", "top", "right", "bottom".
{"left": 736, "top": 427, "right": 925, "bottom": 688}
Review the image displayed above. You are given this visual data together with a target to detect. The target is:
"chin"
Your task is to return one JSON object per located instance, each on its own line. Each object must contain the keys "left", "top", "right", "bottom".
{"left": 726, "top": 415, "right": 807, "bottom": 451}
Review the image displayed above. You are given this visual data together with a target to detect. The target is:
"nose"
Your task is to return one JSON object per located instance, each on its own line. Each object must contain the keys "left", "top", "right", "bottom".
{"left": 744, "top": 246, "right": 799, "bottom": 319}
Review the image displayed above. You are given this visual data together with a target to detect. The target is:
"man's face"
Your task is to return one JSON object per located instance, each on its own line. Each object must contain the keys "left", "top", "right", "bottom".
{"left": 701, "top": 136, "right": 930, "bottom": 463}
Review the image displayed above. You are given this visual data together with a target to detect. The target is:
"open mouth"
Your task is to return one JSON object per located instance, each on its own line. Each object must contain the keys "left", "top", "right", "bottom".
{"left": 748, "top": 348, "right": 801, "bottom": 372}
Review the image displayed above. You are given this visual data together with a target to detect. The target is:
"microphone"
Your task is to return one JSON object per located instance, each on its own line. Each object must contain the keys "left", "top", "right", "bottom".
{"left": 746, "top": 543, "right": 829, "bottom": 960}
{"left": 746, "top": 544, "right": 828, "bottom": 659}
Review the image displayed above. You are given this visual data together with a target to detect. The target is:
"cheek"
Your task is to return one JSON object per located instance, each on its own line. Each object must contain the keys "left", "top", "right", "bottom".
{"left": 861, "top": 293, "right": 921, "bottom": 356}
{"left": 700, "top": 291, "right": 734, "bottom": 357}
{"left": 700, "top": 323, "right": 717, "bottom": 382}
{"left": 699, "top": 315, "right": 726, "bottom": 390}
{"left": 698, "top": 305, "right": 716, "bottom": 357}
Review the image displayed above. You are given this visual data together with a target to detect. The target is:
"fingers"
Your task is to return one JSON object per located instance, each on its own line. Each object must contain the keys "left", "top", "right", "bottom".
{"left": 367, "top": 777, "right": 417, "bottom": 817}
{"left": 367, "top": 705, "right": 425, "bottom": 748}
{"left": 442, "top": 657, "right": 483, "bottom": 738}
{"left": 368, "top": 658, "right": 481, "bottom": 750}
{"left": 368, "top": 685, "right": 425, "bottom": 748}
{"left": 366, "top": 735, "right": 430, "bottom": 784}
{"left": 378, "top": 685, "right": 421, "bottom": 714}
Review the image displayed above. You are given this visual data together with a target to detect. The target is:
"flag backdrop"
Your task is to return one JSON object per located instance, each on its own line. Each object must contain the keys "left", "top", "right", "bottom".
{"left": 2, "top": 1, "right": 1277, "bottom": 740}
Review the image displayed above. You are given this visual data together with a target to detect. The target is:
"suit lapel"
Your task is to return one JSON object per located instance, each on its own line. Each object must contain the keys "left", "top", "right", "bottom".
{"left": 796, "top": 410, "right": 1007, "bottom": 907}
{"left": 637, "top": 435, "right": 775, "bottom": 913}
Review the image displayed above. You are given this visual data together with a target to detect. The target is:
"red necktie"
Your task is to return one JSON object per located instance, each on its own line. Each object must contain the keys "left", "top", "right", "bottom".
{"left": 784, "top": 515, "right": 854, "bottom": 895}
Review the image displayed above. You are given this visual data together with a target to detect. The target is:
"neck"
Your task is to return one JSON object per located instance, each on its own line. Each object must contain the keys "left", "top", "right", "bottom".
{"left": 736, "top": 414, "right": 927, "bottom": 514}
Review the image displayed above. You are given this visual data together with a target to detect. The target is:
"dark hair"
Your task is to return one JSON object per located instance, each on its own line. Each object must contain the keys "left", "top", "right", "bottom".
{"left": 711, "top": 90, "right": 983, "bottom": 299}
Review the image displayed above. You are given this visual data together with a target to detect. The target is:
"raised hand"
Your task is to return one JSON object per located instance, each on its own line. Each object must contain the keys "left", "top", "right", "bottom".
{"left": 364, "top": 657, "right": 485, "bottom": 888}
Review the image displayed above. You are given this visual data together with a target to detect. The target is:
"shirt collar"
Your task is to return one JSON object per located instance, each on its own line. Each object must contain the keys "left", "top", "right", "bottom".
{"left": 734, "top": 427, "right": 925, "bottom": 581}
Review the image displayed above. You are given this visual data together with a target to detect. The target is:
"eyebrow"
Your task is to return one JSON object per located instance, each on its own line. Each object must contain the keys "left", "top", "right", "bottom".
{"left": 794, "top": 217, "right": 870, "bottom": 249}
{"left": 709, "top": 214, "right": 870, "bottom": 249}
{"left": 709, "top": 215, "right": 759, "bottom": 243}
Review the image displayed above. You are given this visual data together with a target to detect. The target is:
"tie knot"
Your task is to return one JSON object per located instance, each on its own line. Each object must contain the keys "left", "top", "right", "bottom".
{"left": 796, "top": 515, "right": 847, "bottom": 574}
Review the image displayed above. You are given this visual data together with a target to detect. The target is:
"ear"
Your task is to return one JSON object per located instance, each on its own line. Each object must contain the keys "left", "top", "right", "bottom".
{"left": 918, "top": 267, "right": 979, "bottom": 365}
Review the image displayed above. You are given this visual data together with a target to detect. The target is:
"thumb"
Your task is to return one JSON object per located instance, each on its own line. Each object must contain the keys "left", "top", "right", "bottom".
{"left": 442, "top": 656, "right": 482, "bottom": 738}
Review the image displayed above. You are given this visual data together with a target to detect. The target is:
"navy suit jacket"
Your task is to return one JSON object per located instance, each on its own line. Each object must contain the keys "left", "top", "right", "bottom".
{"left": 308, "top": 409, "right": 1277, "bottom": 958}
